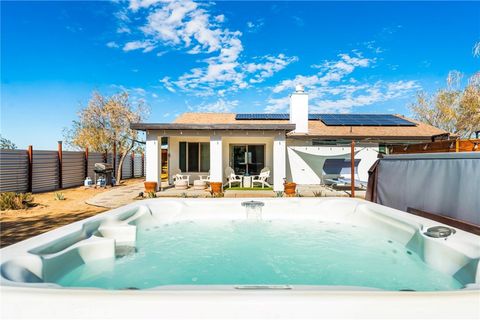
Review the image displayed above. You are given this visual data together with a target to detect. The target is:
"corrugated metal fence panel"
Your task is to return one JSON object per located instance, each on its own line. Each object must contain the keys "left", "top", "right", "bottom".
{"left": 106, "top": 153, "right": 120, "bottom": 177}
{"left": 0, "top": 149, "right": 29, "bottom": 193}
{"left": 121, "top": 154, "right": 133, "bottom": 179}
{"left": 134, "top": 154, "right": 143, "bottom": 177}
{"left": 32, "top": 150, "right": 59, "bottom": 193}
{"left": 87, "top": 152, "right": 105, "bottom": 179}
{"left": 62, "top": 151, "right": 85, "bottom": 188}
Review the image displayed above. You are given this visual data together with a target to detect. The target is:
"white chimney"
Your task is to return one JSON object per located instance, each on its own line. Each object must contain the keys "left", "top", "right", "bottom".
{"left": 289, "top": 85, "right": 309, "bottom": 133}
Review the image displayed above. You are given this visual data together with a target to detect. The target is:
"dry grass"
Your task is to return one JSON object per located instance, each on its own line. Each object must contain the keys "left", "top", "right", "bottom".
{"left": 0, "top": 178, "right": 144, "bottom": 248}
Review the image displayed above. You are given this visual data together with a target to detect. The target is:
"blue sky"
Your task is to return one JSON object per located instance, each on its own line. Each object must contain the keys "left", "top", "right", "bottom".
{"left": 1, "top": 1, "right": 479, "bottom": 149}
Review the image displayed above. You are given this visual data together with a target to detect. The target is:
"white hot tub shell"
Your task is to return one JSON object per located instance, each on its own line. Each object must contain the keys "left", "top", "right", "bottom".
{"left": 1, "top": 198, "right": 479, "bottom": 319}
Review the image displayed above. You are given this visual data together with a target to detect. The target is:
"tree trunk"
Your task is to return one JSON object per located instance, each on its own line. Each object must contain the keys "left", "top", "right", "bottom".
{"left": 116, "top": 141, "right": 135, "bottom": 185}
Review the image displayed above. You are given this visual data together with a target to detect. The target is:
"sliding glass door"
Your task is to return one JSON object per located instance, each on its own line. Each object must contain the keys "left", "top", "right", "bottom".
{"left": 230, "top": 144, "right": 265, "bottom": 175}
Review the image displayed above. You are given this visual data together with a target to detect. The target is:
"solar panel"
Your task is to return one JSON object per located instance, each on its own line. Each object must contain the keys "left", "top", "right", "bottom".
{"left": 318, "top": 114, "right": 416, "bottom": 126}
{"left": 235, "top": 113, "right": 289, "bottom": 120}
{"left": 235, "top": 113, "right": 416, "bottom": 126}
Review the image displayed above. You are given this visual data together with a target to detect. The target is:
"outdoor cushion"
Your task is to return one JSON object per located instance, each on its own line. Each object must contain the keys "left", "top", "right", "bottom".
{"left": 193, "top": 180, "right": 207, "bottom": 190}
{"left": 174, "top": 180, "right": 188, "bottom": 190}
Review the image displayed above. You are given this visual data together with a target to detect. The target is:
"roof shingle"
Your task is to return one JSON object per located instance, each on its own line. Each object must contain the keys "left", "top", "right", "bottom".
{"left": 173, "top": 112, "right": 446, "bottom": 139}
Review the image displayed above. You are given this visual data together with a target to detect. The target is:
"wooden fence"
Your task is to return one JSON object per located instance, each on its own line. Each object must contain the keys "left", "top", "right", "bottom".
{"left": 389, "top": 139, "right": 480, "bottom": 154}
{"left": 0, "top": 142, "right": 145, "bottom": 193}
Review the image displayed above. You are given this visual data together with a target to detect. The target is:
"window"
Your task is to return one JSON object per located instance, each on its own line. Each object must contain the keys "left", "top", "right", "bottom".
{"left": 179, "top": 142, "right": 210, "bottom": 172}
{"left": 229, "top": 144, "right": 265, "bottom": 175}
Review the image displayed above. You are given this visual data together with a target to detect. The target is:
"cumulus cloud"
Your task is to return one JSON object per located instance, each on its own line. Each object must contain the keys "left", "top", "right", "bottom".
{"left": 112, "top": 0, "right": 296, "bottom": 96}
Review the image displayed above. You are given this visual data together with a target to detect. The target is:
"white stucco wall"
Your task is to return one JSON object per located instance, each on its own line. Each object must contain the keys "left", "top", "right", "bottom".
{"left": 168, "top": 136, "right": 210, "bottom": 184}
{"left": 167, "top": 133, "right": 279, "bottom": 186}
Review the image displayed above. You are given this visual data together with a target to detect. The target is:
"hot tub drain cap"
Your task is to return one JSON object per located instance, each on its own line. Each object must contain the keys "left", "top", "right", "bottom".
{"left": 424, "top": 226, "right": 456, "bottom": 238}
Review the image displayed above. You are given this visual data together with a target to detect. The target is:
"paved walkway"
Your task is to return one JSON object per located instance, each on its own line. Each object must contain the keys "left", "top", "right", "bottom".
{"left": 86, "top": 183, "right": 145, "bottom": 209}
{"left": 86, "top": 183, "right": 366, "bottom": 209}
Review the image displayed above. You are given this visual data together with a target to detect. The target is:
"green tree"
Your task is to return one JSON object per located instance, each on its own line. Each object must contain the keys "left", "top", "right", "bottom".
{"left": 0, "top": 135, "right": 17, "bottom": 149}
{"left": 65, "top": 91, "right": 149, "bottom": 183}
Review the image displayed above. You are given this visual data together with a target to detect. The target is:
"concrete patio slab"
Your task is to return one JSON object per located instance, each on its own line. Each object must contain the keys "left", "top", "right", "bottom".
{"left": 86, "top": 183, "right": 145, "bottom": 209}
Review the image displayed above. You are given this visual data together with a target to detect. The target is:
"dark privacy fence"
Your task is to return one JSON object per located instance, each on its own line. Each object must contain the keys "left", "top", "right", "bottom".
{"left": 0, "top": 144, "right": 145, "bottom": 193}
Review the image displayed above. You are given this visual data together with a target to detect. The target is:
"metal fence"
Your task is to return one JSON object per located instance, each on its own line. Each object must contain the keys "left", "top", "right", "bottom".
{"left": 0, "top": 149, "right": 29, "bottom": 193}
{"left": 32, "top": 150, "right": 59, "bottom": 193}
{"left": 0, "top": 147, "right": 144, "bottom": 194}
{"left": 62, "top": 151, "right": 85, "bottom": 189}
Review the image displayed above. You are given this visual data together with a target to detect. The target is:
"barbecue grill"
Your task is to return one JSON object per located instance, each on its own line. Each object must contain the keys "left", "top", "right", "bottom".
{"left": 94, "top": 163, "right": 114, "bottom": 187}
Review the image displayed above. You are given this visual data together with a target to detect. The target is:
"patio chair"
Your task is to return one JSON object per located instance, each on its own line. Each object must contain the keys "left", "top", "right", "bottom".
{"left": 198, "top": 171, "right": 210, "bottom": 184}
{"left": 172, "top": 169, "right": 190, "bottom": 186}
{"left": 252, "top": 167, "right": 271, "bottom": 188}
{"left": 224, "top": 167, "right": 242, "bottom": 188}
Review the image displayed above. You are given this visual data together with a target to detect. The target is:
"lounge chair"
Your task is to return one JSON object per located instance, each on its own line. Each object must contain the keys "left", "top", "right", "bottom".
{"left": 325, "top": 177, "right": 367, "bottom": 190}
{"left": 252, "top": 167, "right": 271, "bottom": 188}
{"left": 224, "top": 167, "right": 242, "bottom": 188}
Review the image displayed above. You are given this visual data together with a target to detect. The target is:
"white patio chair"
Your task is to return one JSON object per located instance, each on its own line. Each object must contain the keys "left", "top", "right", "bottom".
{"left": 252, "top": 167, "right": 271, "bottom": 188}
{"left": 224, "top": 167, "right": 242, "bottom": 188}
{"left": 172, "top": 168, "right": 190, "bottom": 185}
{"left": 198, "top": 171, "right": 210, "bottom": 184}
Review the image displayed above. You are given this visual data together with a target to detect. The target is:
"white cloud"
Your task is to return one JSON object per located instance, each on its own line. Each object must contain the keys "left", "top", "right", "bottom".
{"left": 129, "top": 0, "right": 162, "bottom": 11}
{"left": 117, "top": 26, "right": 131, "bottom": 34}
{"left": 265, "top": 96, "right": 290, "bottom": 113}
{"left": 195, "top": 99, "right": 239, "bottom": 113}
{"left": 266, "top": 52, "right": 420, "bottom": 113}
{"left": 246, "top": 19, "right": 264, "bottom": 33}
{"left": 215, "top": 14, "right": 225, "bottom": 23}
{"left": 123, "top": 40, "right": 155, "bottom": 52}
{"left": 272, "top": 53, "right": 373, "bottom": 94}
{"left": 245, "top": 54, "right": 298, "bottom": 83}
{"left": 112, "top": 0, "right": 296, "bottom": 97}
{"left": 159, "top": 77, "right": 176, "bottom": 93}
{"left": 106, "top": 41, "right": 119, "bottom": 48}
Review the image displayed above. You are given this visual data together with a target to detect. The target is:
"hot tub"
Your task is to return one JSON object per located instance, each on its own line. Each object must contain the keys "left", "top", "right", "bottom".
{"left": 1, "top": 198, "right": 479, "bottom": 318}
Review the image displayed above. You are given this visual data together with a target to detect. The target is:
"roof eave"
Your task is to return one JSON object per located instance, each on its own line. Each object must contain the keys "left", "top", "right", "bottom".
{"left": 130, "top": 123, "right": 296, "bottom": 132}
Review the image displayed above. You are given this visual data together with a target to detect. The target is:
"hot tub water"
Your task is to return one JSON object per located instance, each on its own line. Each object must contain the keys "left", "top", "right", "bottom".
{"left": 55, "top": 219, "right": 463, "bottom": 291}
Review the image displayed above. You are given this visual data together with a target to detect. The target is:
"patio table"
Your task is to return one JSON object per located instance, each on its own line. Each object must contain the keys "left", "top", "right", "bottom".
{"left": 243, "top": 176, "right": 252, "bottom": 188}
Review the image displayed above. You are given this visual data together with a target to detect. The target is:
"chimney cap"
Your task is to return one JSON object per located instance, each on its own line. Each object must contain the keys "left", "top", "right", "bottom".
{"left": 295, "top": 84, "right": 305, "bottom": 93}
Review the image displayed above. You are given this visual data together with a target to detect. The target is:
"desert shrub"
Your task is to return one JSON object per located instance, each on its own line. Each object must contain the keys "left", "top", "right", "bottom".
{"left": 211, "top": 192, "right": 224, "bottom": 198}
{"left": 54, "top": 192, "right": 65, "bottom": 201}
{"left": 274, "top": 191, "right": 284, "bottom": 198}
{"left": 146, "top": 191, "right": 157, "bottom": 198}
{"left": 313, "top": 191, "right": 325, "bottom": 197}
{"left": 295, "top": 192, "right": 303, "bottom": 197}
{"left": 0, "top": 192, "right": 34, "bottom": 210}
{"left": 180, "top": 192, "right": 188, "bottom": 198}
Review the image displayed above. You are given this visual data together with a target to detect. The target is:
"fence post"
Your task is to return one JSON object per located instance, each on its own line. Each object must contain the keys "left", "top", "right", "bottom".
{"left": 350, "top": 140, "right": 355, "bottom": 198}
{"left": 131, "top": 152, "right": 135, "bottom": 178}
{"left": 85, "top": 147, "right": 89, "bottom": 178}
{"left": 113, "top": 141, "right": 117, "bottom": 178}
{"left": 27, "top": 145, "right": 33, "bottom": 193}
{"left": 58, "top": 141, "right": 63, "bottom": 189}
{"left": 141, "top": 152, "right": 145, "bottom": 177}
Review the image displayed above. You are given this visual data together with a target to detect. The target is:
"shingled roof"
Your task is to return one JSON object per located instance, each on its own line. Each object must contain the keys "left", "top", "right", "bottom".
{"left": 173, "top": 113, "right": 447, "bottom": 140}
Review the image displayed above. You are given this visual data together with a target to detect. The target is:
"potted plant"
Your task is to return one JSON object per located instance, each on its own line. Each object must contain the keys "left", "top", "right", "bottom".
{"left": 283, "top": 178, "right": 296, "bottom": 196}
{"left": 144, "top": 181, "right": 157, "bottom": 193}
{"left": 210, "top": 182, "right": 223, "bottom": 195}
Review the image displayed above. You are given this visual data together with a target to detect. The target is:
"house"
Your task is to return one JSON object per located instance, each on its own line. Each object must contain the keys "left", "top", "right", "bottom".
{"left": 131, "top": 85, "right": 446, "bottom": 192}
